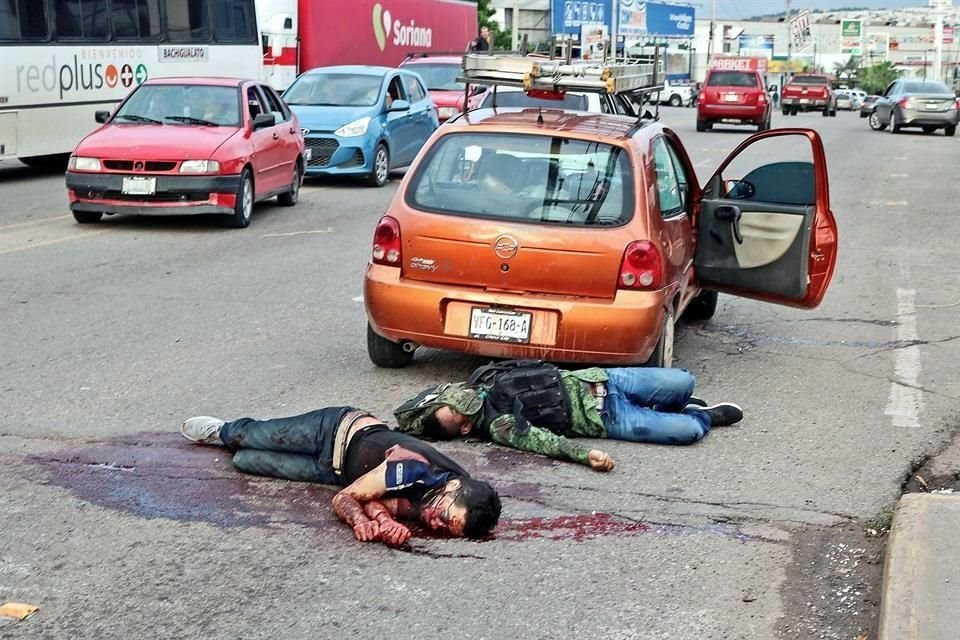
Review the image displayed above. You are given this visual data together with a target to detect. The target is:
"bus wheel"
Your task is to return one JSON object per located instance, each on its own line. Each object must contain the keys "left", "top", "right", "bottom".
{"left": 73, "top": 211, "right": 103, "bottom": 224}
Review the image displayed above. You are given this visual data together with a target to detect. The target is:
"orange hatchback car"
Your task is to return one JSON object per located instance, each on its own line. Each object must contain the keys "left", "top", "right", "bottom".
{"left": 363, "top": 57, "right": 838, "bottom": 368}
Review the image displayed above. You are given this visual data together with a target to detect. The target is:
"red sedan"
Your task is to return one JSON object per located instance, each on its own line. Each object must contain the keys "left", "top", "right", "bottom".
{"left": 65, "top": 77, "right": 306, "bottom": 228}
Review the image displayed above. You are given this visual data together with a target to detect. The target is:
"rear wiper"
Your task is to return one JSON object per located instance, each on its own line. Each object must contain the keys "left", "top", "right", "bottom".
{"left": 114, "top": 114, "right": 162, "bottom": 125}
{"left": 165, "top": 116, "right": 220, "bottom": 126}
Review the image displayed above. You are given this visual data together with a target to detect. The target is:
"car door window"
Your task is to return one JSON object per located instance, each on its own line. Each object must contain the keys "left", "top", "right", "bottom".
{"left": 403, "top": 75, "right": 426, "bottom": 103}
{"left": 665, "top": 141, "right": 691, "bottom": 213}
{"left": 246, "top": 85, "right": 268, "bottom": 122}
{"left": 259, "top": 84, "right": 289, "bottom": 122}
{"left": 386, "top": 75, "right": 407, "bottom": 109}
{"left": 651, "top": 137, "right": 683, "bottom": 217}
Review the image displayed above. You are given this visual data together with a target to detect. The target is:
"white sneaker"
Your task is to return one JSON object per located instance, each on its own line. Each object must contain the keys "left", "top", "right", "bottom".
{"left": 180, "top": 416, "right": 225, "bottom": 445}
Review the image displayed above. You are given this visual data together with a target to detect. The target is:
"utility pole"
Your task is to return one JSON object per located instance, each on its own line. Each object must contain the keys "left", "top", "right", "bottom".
{"left": 786, "top": 0, "right": 792, "bottom": 62}
{"left": 932, "top": 0, "right": 946, "bottom": 83}
{"left": 706, "top": 0, "right": 716, "bottom": 63}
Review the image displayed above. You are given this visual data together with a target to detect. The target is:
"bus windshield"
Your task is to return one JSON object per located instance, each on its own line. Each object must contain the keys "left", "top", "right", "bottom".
{"left": 115, "top": 85, "right": 241, "bottom": 127}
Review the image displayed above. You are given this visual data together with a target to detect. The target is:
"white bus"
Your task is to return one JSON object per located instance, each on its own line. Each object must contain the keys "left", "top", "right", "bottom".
{"left": 0, "top": 0, "right": 263, "bottom": 166}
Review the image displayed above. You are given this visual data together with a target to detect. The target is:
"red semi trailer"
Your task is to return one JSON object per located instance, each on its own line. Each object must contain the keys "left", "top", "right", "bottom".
{"left": 258, "top": 0, "right": 478, "bottom": 90}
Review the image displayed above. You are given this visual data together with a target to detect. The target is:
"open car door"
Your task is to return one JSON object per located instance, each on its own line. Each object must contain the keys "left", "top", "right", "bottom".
{"left": 694, "top": 129, "right": 838, "bottom": 308}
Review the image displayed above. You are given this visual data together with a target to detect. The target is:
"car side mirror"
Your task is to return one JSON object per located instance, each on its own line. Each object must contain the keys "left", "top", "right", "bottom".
{"left": 95, "top": 110, "right": 111, "bottom": 123}
{"left": 471, "top": 84, "right": 487, "bottom": 96}
{"left": 389, "top": 99, "right": 411, "bottom": 112}
{"left": 252, "top": 113, "right": 275, "bottom": 130}
{"left": 725, "top": 179, "right": 756, "bottom": 200}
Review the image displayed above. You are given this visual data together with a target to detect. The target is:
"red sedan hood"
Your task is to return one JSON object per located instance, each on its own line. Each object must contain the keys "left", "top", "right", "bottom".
{"left": 76, "top": 124, "right": 241, "bottom": 160}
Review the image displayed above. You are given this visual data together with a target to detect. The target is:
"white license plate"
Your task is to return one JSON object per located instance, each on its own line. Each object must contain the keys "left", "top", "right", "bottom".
{"left": 121, "top": 176, "right": 156, "bottom": 195}
{"left": 799, "top": 99, "right": 810, "bottom": 104}
{"left": 469, "top": 307, "right": 532, "bottom": 344}
{"left": 724, "top": 94, "right": 738, "bottom": 102}
{"left": 925, "top": 103, "right": 939, "bottom": 110}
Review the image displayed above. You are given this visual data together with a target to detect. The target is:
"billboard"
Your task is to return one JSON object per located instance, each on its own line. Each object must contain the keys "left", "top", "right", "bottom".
{"left": 551, "top": 0, "right": 613, "bottom": 36}
{"left": 738, "top": 35, "right": 774, "bottom": 60}
{"left": 840, "top": 19, "right": 863, "bottom": 55}
{"left": 790, "top": 10, "right": 811, "bottom": 50}
{"left": 644, "top": 2, "right": 695, "bottom": 37}
{"left": 712, "top": 55, "right": 768, "bottom": 75}
{"left": 618, "top": 0, "right": 646, "bottom": 37}
{"left": 866, "top": 32, "right": 890, "bottom": 61}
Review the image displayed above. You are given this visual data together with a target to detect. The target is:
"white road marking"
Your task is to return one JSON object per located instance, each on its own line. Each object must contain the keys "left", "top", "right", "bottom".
{"left": 884, "top": 288, "right": 923, "bottom": 428}
{"left": 0, "top": 214, "right": 73, "bottom": 231}
{"left": 0, "top": 228, "right": 106, "bottom": 255}
{"left": 693, "top": 159, "right": 715, "bottom": 167}
{"left": 868, "top": 201, "right": 908, "bottom": 206}
{"left": 890, "top": 173, "right": 909, "bottom": 178}
{"left": 352, "top": 296, "right": 363, "bottom": 302}
{"left": 260, "top": 227, "right": 333, "bottom": 238}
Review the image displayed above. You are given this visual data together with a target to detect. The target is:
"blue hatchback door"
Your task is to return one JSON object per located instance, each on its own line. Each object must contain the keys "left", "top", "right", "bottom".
{"left": 401, "top": 72, "right": 440, "bottom": 153}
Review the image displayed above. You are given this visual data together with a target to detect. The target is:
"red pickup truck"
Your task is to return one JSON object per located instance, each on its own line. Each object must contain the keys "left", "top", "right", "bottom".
{"left": 781, "top": 74, "right": 837, "bottom": 117}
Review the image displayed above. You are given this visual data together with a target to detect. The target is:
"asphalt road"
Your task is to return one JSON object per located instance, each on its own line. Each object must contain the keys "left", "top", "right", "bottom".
{"left": 1, "top": 108, "right": 958, "bottom": 639}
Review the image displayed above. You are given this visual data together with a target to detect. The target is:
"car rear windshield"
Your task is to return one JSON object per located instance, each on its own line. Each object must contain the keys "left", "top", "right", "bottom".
{"left": 902, "top": 82, "right": 951, "bottom": 94}
{"left": 481, "top": 91, "right": 589, "bottom": 111}
{"left": 115, "top": 84, "right": 240, "bottom": 126}
{"left": 409, "top": 132, "right": 634, "bottom": 227}
{"left": 706, "top": 71, "right": 757, "bottom": 87}
{"left": 404, "top": 63, "right": 464, "bottom": 91}
{"left": 790, "top": 75, "right": 829, "bottom": 85}
{"left": 283, "top": 73, "right": 383, "bottom": 107}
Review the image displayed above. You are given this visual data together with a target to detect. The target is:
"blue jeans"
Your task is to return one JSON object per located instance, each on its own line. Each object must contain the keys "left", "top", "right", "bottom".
{"left": 600, "top": 368, "right": 711, "bottom": 446}
{"left": 219, "top": 407, "right": 350, "bottom": 484}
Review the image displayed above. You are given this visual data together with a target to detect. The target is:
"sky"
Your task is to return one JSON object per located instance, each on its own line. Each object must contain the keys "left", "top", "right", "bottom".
{"left": 708, "top": 0, "right": 934, "bottom": 20}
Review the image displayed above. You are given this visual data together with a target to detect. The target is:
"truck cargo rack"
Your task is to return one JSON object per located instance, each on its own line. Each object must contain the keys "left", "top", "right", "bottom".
{"left": 456, "top": 40, "right": 664, "bottom": 120}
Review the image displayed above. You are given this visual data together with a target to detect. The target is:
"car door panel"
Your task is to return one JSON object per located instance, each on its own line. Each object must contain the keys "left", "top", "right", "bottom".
{"left": 695, "top": 130, "right": 838, "bottom": 308}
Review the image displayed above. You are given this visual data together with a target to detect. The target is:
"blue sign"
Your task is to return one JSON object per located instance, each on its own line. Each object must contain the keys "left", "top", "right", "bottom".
{"left": 644, "top": 2, "right": 695, "bottom": 38}
{"left": 551, "top": 0, "right": 613, "bottom": 36}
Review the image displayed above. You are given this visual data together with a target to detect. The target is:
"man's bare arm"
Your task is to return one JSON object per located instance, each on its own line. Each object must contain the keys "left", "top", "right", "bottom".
{"left": 332, "top": 460, "right": 392, "bottom": 542}
{"left": 363, "top": 500, "right": 411, "bottom": 546}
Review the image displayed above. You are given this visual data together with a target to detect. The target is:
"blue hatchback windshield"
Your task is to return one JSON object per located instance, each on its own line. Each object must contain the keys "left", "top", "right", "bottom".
{"left": 409, "top": 132, "right": 633, "bottom": 227}
{"left": 116, "top": 85, "right": 240, "bottom": 126}
{"left": 283, "top": 73, "right": 384, "bottom": 106}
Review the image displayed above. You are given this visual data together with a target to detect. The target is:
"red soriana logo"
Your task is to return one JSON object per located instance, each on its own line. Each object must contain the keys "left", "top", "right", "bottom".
{"left": 372, "top": 2, "right": 433, "bottom": 52}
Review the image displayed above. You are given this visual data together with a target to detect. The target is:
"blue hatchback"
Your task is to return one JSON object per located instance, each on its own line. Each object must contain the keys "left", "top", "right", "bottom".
{"left": 282, "top": 66, "right": 439, "bottom": 187}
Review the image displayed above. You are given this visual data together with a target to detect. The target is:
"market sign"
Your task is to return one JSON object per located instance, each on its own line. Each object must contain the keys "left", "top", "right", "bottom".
{"left": 712, "top": 55, "right": 768, "bottom": 75}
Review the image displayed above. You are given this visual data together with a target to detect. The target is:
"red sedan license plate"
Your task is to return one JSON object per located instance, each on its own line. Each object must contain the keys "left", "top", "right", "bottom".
{"left": 122, "top": 176, "right": 156, "bottom": 195}
{"left": 469, "top": 307, "right": 532, "bottom": 344}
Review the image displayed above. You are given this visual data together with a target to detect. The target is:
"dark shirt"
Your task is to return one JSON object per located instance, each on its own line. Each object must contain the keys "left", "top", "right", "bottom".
{"left": 342, "top": 424, "right": 469, "bottom": 488}
{"left": 469, "top": 36, "right": 490, "bottom": 52}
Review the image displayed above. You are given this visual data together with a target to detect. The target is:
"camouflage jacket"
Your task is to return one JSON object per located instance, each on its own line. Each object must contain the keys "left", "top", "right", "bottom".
{"left": 394, "top": 368, "right": 608, "bottom": 467}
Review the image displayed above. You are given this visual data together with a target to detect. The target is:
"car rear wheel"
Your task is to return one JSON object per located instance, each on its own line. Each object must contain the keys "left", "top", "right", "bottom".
{"left": 696, "top": 119, "right": 707, "bottom": 132}
{"left": 645, "top": 306, "right": 676, "bottom": 368}
{"left": 830, "top": 107, "right": 837, "bottom": 117}
{"left": 681, "top": 290, "right": 718, "bottom": 322}
{"left": 669, "top": 94, "right": 682, "bottom": 107}
{"left": 73, "top": 211, "right": 103, "bottom": 224}
{"left": 366, "top": 144, "right": 389, "bottom": 188}
{"left": 781, "top": 108, "right": 789, "bottom": 116}
{"left": 822, "top": 107, "right": 829, "bottom": 117}
{"left": 229, "top": 168, "right": 254, "bottom": 228}
{"left": 869, "top": 111, "right": 886, "bottom": 130}
{"left": 277, "top": 163, "right": 301, "bottom": 206}
{"left": 367, "top": 324, "right": 414, "bottom": 368}
{"left": 945, "top": 125, "right": 956, "bottom": 137}
{"left": 889, "top": 111, "right": 901, "bottom": 134}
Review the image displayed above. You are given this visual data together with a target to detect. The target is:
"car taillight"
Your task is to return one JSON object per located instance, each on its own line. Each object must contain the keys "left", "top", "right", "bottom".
{"left": 372, "top": 215, "right": 401, "bottom": 266}
{"left": 952, "top": 99, "right": 960, "bottom": 110}
{"left": 618, "top": 240, "right": 662, "bottom": 290}
{"left": 758, "top": 92, "right": 767, "bottom": 104}
{"left": 899, "top": 97, "right": 914, "bottom": 109}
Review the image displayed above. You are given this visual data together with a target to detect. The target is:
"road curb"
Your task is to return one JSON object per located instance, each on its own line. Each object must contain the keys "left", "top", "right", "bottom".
{"left": 878, "top": 493, "right": 960, "bottom": 639}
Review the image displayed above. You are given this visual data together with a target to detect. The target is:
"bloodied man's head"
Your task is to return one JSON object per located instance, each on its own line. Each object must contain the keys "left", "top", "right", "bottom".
{"left": 420, "top": 477, "right": 501, "bottom": 538}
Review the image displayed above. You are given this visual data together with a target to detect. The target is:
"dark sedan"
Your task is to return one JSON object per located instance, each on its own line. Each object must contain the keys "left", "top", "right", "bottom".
{"left": 868, "top": 80, "right": 958, "bottom": 136}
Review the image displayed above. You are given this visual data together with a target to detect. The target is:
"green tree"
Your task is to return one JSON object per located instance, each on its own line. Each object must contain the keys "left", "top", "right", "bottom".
{"left": 833, "top": 55, "right": 861, "bottom": 84}
{"left": 859, "top": 61, "right": 900, "bottom": 95}
{"left": 475, "top": 0, "right": 513, "bottom": 49}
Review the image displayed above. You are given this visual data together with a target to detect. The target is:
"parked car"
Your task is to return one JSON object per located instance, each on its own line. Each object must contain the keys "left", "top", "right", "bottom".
{"left": 363, "top": 95, "right": 838, "bottom": 368}
{"left": 859, "top": 94, "right": 880, "bottom": 118}
{"left": 649, "top": 80, "right": 693, "bottom": 107}
{"left": 478, "top": 85, "right": 638, "bottom": 116}
{"left": 781, "top": 74, "right": 837, "bottom": 116}
{"left": 399, "top": 53, "right": 487, "bottom": 122}
{"left": 850, "top": 89, "right": 867, "bottom": 109}
{"left": 282, "top": 66, "right": 440, "bottom": 187}
{"left": 868, "top": 80, "right": 958, "bottom": 136}
{"left": 65, "top": 77, "right": 306, "bottom": 228}
{"left": 696, "top": 68, "right": 772, "bottom": 132}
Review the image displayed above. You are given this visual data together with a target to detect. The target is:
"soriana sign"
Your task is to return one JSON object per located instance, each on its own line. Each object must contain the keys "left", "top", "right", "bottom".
{"left": 712, "top": 56, "right": 768, "bottom": 74}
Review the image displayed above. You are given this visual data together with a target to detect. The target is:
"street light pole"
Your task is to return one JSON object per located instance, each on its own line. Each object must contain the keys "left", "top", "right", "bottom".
{"left": 786, "top": 0, "right": 792, "bottom": 62}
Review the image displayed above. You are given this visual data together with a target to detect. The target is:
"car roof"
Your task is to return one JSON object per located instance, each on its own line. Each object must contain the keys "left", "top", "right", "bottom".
{"left": 144, "top": 77, "right": 247, "bottom": 87}
{"left": 401, "top": 55, "right": 461, "bottom": 65}
{"left": 303, "top": 65, "right": 395, "bottom": 76}
{"left": 447, "top": 109, "right": 644, "bottom": 143}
